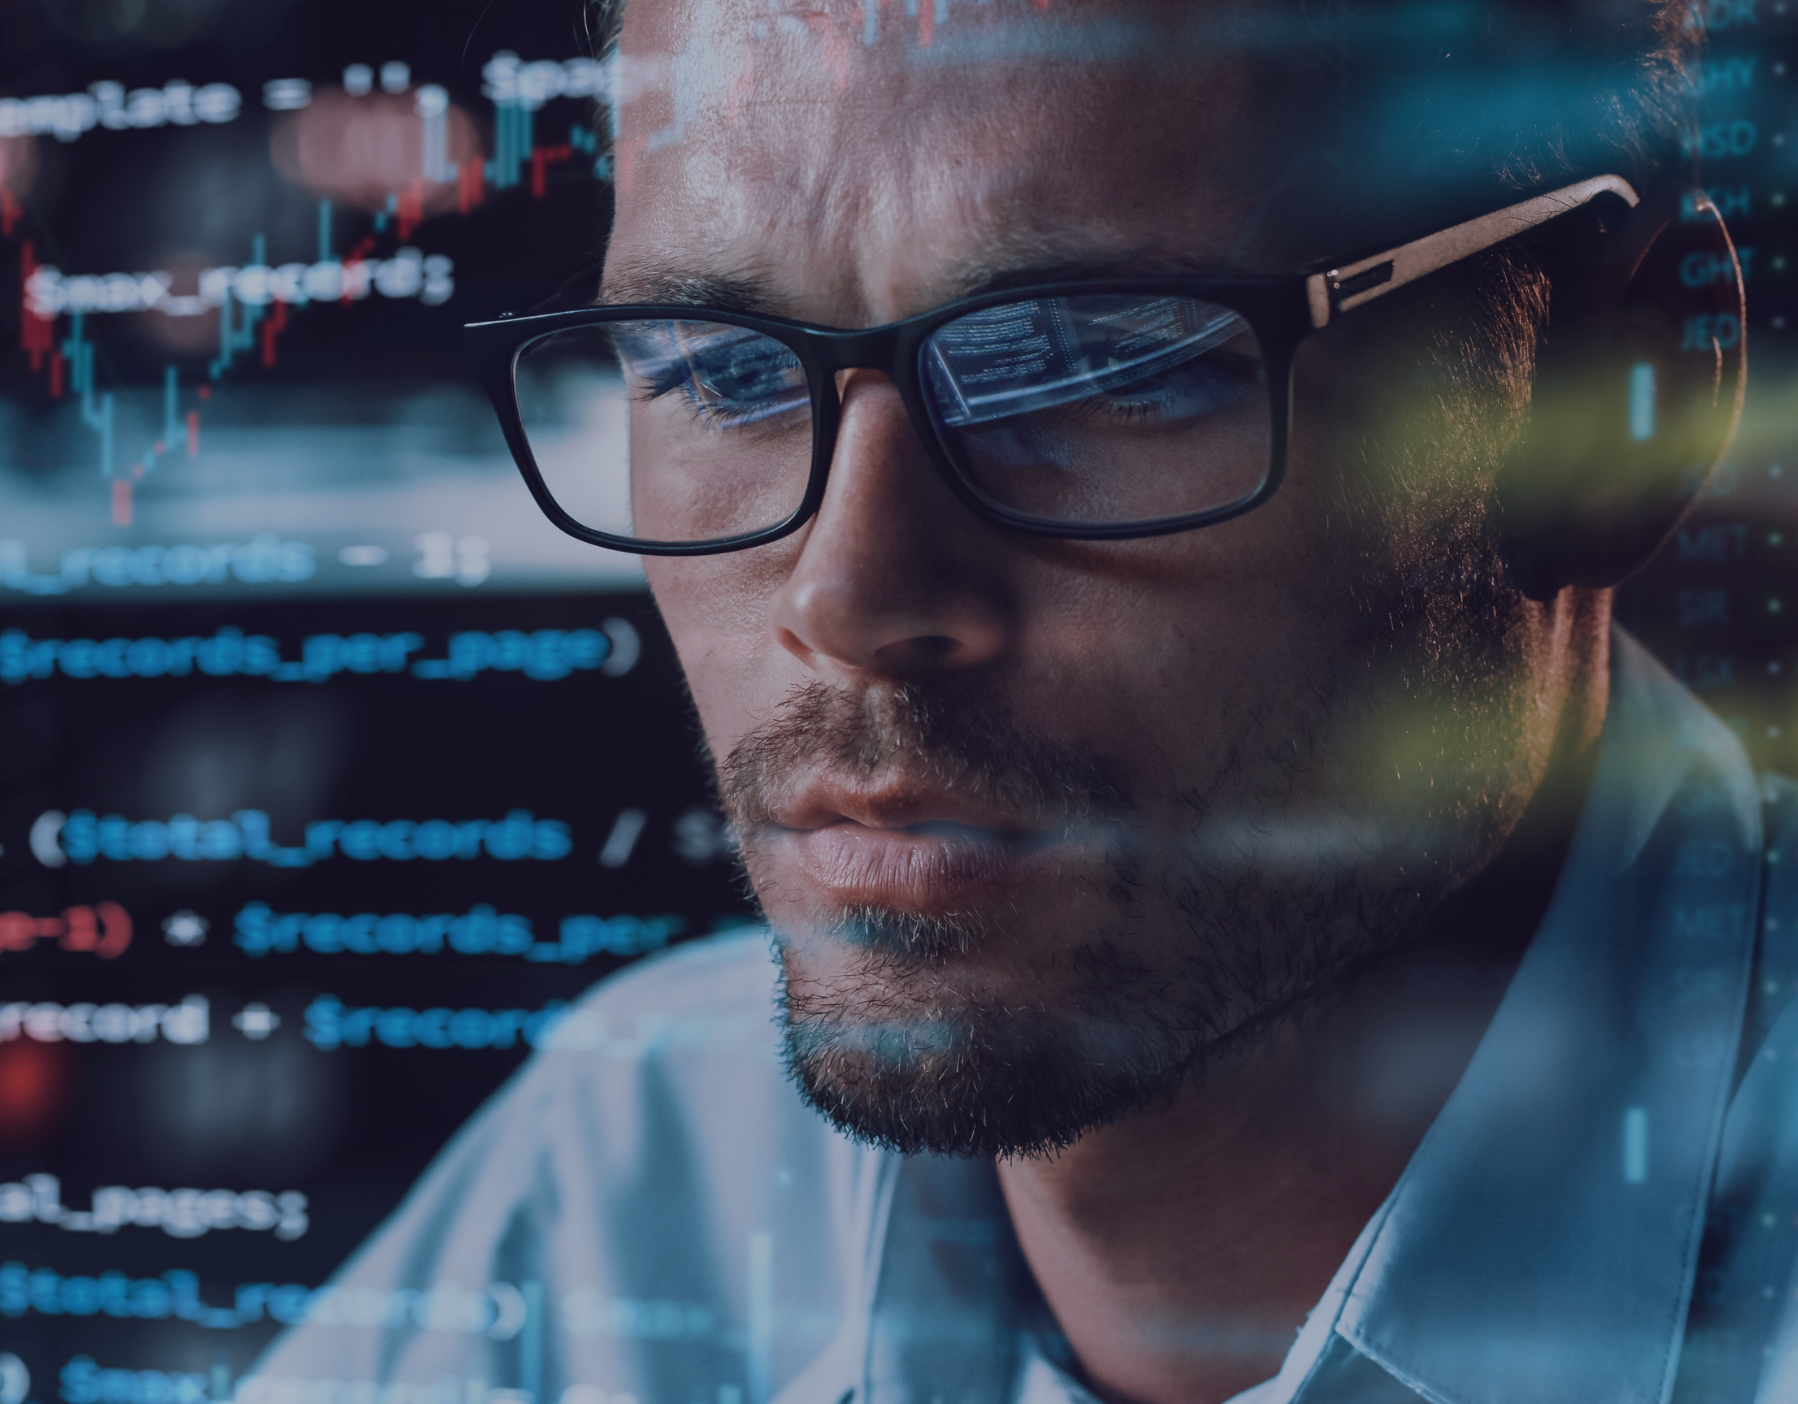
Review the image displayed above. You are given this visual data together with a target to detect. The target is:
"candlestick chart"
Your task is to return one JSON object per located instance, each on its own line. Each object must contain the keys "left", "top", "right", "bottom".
{"left": 4, "top": 50, "right": 612, "bottom": 546}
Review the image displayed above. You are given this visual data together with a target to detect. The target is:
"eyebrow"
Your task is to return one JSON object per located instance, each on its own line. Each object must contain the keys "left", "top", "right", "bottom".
{"left": 950, "top": 253, "right": 1243, "bottom": 298}
{"left": 598, "top": 251, "right": 1244, "bottom": 323}
{"left": 598, "top": 270, "right": 787, "bottom": 316}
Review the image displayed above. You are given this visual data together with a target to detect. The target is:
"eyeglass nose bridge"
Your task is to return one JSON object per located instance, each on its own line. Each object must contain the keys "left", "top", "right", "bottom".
{"left": 801, "top": 322, "right": 916, "bottom": 377}
{"left": 787, "top": 321, "right": 964, "bottom": 513}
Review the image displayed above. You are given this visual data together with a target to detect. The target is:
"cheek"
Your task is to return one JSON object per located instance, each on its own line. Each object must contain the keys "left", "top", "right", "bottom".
{"left": 1031, "top": 478, "right": 1348, "bottom": 677}
{"left": 995, "top": 527, "right": 1354, "bottom": 793}
{"left": 646, "top": 547, "right": 800, "bottom": 746}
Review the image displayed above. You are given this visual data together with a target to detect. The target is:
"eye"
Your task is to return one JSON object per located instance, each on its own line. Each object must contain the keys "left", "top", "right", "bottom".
{"left": 618, "top": 322, "right": 808, "bottom": 428}
{"left": 924, "top": 295, "right": 1262, "bottom": 429}
{"left": 1086, "top": 346, "right": 1264, "bottom": 421}
{"left": 688, "top": 343, "right": 805, "bottom": 411}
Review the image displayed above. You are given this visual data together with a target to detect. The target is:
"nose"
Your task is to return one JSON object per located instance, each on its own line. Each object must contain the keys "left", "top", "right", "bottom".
{"left": 768, "top": 371, "right": 1014, "bottom": 679}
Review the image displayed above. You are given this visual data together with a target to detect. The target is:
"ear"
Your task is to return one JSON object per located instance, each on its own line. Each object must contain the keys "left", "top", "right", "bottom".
{"left": 1498, "top": 184, "right": 1746, "bottom": 601}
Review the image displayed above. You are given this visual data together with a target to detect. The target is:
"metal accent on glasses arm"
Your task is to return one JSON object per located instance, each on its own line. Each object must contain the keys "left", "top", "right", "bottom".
{"left": 1303, "top": 174, "right": 1641, "bottom": 329}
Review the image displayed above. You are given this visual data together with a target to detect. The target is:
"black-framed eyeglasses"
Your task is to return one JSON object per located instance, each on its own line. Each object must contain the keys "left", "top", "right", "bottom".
{"left": 464, "top": 175, "right": 1637, "bottom": 556}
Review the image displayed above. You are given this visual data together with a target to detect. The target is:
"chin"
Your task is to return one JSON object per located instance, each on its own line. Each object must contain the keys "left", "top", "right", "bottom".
{"left": 777, "top": 960, "right": 1198, "bottom": 1161}
{"left": 761, "top": 814, "right": 1462, "bottom": 1158}
{"left": 768, "top": 903, "right": 1204, "bottom": 1159}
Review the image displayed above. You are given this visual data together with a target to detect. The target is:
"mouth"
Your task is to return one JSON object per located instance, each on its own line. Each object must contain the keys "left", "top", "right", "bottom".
{"left": 751, "top": 786, "right": 1078, "bottom": 912}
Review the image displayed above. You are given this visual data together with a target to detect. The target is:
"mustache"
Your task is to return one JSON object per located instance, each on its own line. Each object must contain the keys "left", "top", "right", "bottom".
{"left": 812, "top": 904, "right": 991, "bottom": 962}
{"left": 717, "top": 679, "right": 1130, "bottom": 837}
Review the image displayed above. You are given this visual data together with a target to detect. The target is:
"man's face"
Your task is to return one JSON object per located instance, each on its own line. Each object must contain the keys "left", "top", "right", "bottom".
{"left": 607, "top": 0, "right": 1572, "bottom": 1158}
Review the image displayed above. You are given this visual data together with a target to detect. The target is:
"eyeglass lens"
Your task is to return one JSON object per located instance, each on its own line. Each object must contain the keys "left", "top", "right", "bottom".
{"left": 511, "top": 293, "right": 1270, "bottom": 546}
{"left": 515, "top": 319, "right": 815, "bottom": 545}
{"left": 922, "top": 294, "right": 1271, "bottom": 525}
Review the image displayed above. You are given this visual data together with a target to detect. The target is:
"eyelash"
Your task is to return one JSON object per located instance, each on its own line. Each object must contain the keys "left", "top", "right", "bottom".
{"left": 1068, "top": 353, "right": 1261, "bottom": 420}
{"left": 634, "top": 362, "right": 804, "bottom": 428}
{"left": 626, "top": 341, "right": 1263, "bottom": 433}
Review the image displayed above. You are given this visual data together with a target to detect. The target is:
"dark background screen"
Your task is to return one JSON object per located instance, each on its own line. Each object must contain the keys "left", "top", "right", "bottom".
{"left": 0, "top": 0, "right": 1794, "bottom": 1397}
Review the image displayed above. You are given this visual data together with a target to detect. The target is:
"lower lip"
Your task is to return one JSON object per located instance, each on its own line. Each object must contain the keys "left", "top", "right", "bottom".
{"left": 775, "top": 822, "right": 1062, "bottom": 909}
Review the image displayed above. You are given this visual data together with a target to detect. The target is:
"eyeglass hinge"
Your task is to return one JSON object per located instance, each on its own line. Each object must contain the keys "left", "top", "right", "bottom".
{"left": 1307, "top": 259, "right": 1396, "bottom": 329}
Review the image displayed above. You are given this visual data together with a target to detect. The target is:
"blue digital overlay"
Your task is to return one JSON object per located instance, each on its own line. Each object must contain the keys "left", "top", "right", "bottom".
{"left": 234, "top": 903, "right": 685, "bottom": 962}
{"left": 2, "top": 624, "right": 638, "bottom": 684}
{"left": 42, "top": 809, "right": 572, "bottom": 868}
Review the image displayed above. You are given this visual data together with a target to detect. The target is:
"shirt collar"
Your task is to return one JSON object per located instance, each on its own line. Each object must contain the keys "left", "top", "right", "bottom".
{"left": 782, "top": 628, "right": 1764, "bottom": 1404}
{"left": 1304, "top": 628, "right": 1763, "bottom": 1404}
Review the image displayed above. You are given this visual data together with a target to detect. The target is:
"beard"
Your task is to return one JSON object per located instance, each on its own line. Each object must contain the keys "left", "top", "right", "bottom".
{"left": 774, "top": 914, "right": 1216, "bottom": 1162}
{"left": 720, "top": 627, "right": 1527, "bottom": 1163}
{"left": 716, "top": 367, "right": 1540, "bottom": 1162}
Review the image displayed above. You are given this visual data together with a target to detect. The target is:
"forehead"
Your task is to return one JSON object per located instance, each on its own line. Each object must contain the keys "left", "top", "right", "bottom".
{"left": 605, "top": 0, "right": 1328, "bottom": 321}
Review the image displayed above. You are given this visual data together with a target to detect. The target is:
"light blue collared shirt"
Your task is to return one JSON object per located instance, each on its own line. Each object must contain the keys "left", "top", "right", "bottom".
{"left": 246, "top": 631, "right": 1798, "bottom": 1404}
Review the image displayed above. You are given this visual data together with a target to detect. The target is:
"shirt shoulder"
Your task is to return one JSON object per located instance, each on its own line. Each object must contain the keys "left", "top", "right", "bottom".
{"left": 247, "top": 932, "right": 872, "bottom": 1391}
{"left": 1672, "top": 773, "right": 1798, "bottom": 1404}
{"left": 1744, "top": 774, "right": 1798, "bottom": 1049}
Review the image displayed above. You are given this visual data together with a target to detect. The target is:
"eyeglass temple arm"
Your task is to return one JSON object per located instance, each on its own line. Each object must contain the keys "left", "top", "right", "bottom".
{"left": 1304, "top": 174, "right": 1641, "bottom": 330}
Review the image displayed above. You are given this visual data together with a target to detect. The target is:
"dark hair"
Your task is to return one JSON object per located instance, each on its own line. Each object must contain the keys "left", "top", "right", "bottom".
{"left": 585, "top": 0, "right": 625, "bottom": 60}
